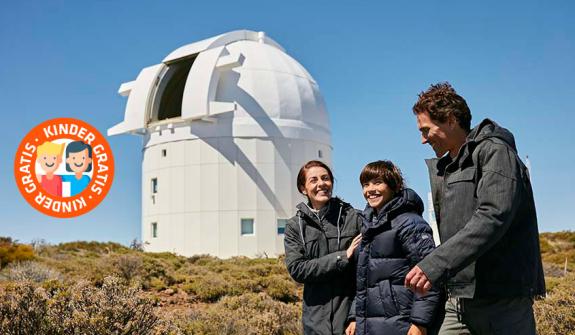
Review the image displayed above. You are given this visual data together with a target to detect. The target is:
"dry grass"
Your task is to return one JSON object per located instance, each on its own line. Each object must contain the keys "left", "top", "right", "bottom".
{"left": 0, "top": 232, "right": 573, "bottom": 334}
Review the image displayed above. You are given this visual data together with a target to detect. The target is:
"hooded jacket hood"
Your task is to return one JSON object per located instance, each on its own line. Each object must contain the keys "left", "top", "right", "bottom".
{"left": 296, "top": 197, "right": 351, "bottom": 226}
{"left": 445, "top": 118, "right": 518, "bottom": 171}
{"left": 362, "top": 188, "right": 424, "bottom": 233}
{"left": 468, "top": 119, "right": 517, "bottom": 152}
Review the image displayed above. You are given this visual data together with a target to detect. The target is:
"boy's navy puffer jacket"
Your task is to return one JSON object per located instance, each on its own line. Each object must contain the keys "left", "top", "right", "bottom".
{"left": 355, "top": 188, "right": 443, "bottom": 335}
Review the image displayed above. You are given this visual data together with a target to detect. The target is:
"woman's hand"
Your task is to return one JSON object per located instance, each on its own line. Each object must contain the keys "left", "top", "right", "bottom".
{"left": 407, "top": 324, "right": 427, "bottom": 335}
{"left": 346, "top": 234, "right": 362, "bottom": 259}
{"left": 345, "top": 321, "right": 356, "bottom": 335}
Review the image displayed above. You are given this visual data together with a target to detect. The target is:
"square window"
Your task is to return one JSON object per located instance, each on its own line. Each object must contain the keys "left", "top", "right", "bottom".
{"left": 241, "top": 218, "right": 254, "bottom": 235}
{"left": 162, "top": 149, "right": 167, "bottom": 157}
{"left": 151, "top": 178, "right": 158, "bottom": 194}
{"left": 151, "top": 222, "right": 158, "bottom": 238}
{"left": 277, "top": 219, "right": 288, "bottom": 235}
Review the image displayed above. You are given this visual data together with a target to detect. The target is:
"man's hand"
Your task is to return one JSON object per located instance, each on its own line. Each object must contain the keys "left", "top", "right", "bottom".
{"left": 407, "top": 324, "right": 427, "bottom": 335}
{"left": 345, "top": 321, "right": 356, "bottom": 335}
{"left": 346, "top": 234, "right": 362, "bottom": 259}
{"left": 405, "top": 265, "right": 432, "bottom": 295}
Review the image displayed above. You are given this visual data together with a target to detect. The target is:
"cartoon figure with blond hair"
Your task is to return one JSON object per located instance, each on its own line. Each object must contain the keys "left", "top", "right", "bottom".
{"left": 61, "top": 141, "right": 93, "bottom": 196}
{"left": 36, "top": 141, "right": 65, "bottom": 197}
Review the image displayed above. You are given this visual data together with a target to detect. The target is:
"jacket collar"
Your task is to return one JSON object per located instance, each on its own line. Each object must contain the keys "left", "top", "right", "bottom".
{"left": 361, "top": 188, "right": 423, "bottom": 235}
{"left": 430, "top": 118, "right": 515, "bottom": 172}
{"left": 297, "top": 197, "right": 345, "bottom": 226}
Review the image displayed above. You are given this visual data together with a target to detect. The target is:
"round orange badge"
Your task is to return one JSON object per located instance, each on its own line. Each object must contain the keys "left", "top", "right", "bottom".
{"left": 14, "top": 118, "right": 114, "bottom": 218}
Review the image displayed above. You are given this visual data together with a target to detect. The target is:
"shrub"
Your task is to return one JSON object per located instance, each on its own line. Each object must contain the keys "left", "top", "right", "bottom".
{"left": 0, "top": 237, "right": 34, "bottom": 268}
{"left": 56, "top": 241, "right": 128, "bottom": 254}
{"left": 0, "top": 261, "right": 61, "bottom": 283}
{"left": 184, "top": 274, "right": 233, "bottom": 302}
{"left": 175, "top": 292, "right": 301, "bottom": 335}
{"left": 115, "top": 254, "right": 143, "bottom": 281}
{"left": 264, "top": 274, "right": 299, "bottom": 303}
{"left": 0, "top": 276, "right": 165, "bottom": 335}
{"left": 534, "top": 273, "right": 575, "bottom": 335}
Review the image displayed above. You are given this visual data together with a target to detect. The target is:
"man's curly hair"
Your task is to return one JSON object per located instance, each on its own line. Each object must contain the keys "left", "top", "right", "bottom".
{"left": 412, "top": 82, "right": 472, "bottom": 132}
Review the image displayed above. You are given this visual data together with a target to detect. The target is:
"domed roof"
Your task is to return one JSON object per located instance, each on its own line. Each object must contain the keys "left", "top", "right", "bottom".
{"left": 109, "top": 30, "right": 330, "bottom": 144}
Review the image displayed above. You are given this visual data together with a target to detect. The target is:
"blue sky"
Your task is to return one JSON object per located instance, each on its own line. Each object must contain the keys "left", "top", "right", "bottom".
{"left": 1, "top": 1, "right": 573, "bottom": 245}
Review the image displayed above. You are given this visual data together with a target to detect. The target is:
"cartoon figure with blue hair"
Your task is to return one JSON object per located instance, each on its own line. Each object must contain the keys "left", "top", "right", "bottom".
{"left": 61, "top": 141, "right": 93, "bottom": 196}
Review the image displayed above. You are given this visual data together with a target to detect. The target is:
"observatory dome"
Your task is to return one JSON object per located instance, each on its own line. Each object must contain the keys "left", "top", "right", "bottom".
{"left": 109, "top": 30, "right": 330, "bottom": 146}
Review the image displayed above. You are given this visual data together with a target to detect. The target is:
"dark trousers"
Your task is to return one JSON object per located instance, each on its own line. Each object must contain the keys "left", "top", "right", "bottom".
{"left": 438, "top": 297, "right": 536, "bottom": 335}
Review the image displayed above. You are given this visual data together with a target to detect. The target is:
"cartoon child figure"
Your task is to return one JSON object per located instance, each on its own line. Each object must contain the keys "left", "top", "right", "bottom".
{"left": 36, "top": 141, "right": 65, "bottom": 197}
{"left": 61, "top": 141, "right": 93, "bottom": 196}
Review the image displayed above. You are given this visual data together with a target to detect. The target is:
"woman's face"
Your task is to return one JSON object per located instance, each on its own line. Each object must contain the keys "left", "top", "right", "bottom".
{"left": 301, "top": 166, "right": 333, "bottom": 210}
{"left": 66, "top": 148, "right": 92, "bottom": 173}
{"left": 362, "top": 178, "right": 395, "bottom": 212}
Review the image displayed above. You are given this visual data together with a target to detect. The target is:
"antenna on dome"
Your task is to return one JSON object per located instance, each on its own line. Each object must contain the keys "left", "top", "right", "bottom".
{"left": 525, "top": 155, "right": 532, "bottom": 181}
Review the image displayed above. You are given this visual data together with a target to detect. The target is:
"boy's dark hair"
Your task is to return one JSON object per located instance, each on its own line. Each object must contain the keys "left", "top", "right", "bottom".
{"left": 359, "top": 160, "right": 404, "bottom": 193}
{"left": 296, "top": 160, "right": 334, "bottom": 194}
{"left": 65, "top": 141, "right": 93, "bottom": 172}
{"left": 412, "top": 82, "right": 472, "bottom": 132}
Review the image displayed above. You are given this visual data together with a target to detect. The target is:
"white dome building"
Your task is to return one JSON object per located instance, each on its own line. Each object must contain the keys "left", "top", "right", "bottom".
{"left": 109, "top": 30, "right": 331, "bottom": 258}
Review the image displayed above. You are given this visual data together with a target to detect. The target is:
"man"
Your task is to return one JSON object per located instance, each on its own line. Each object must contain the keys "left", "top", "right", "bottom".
{"left": 404, "top": 82, "right": 545, "bottom": 334}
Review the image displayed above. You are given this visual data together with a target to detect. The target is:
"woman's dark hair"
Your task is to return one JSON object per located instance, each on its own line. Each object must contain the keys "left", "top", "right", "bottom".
{"left": 296, "top": 160, "right": 334, "bottom": 194}
{"left": 359, "top": 160, "right": 404, "bottom": 193}
{"left": 65, "top": 141, "right": 93, "bottom": 172}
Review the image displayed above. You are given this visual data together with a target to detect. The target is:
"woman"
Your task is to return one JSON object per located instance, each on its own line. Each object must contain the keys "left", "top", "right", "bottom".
{"left": 284, "top": 160, "right": 362, "bottom": 335}
{"left": 354, "top": 160, "right": 442, "bottom": 335}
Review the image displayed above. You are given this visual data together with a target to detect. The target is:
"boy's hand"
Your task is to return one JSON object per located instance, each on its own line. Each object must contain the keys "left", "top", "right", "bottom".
{"left": 407, "top": 324, "right": 427, "bottom": 335}
{"left": 345, "top": 321, "right": 356, "bottom": 335}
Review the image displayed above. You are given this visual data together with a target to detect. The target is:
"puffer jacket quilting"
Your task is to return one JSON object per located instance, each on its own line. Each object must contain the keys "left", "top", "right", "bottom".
{"left": 355, "top": 189, "right": 442, "bottom": 335}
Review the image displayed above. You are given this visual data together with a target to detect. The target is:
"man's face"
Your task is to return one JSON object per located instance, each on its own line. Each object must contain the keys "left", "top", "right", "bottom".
{"left": 416, "top": 111, "right": 455, "bottom": 158}
{"left": 38, "top": 154, "right": 62, "bottom": 174}
{"left": 66, "top": 148, "right": 92, "bottom": 173}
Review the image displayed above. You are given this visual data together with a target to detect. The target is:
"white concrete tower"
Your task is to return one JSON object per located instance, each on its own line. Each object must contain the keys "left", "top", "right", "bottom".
{"left": 108, "top": 30, "right": 331, "bottom": 258}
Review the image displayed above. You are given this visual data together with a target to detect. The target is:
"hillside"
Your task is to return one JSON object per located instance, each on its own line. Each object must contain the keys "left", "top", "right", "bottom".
{"left": 0, "top": 232, "right": 573, "bottom": 334}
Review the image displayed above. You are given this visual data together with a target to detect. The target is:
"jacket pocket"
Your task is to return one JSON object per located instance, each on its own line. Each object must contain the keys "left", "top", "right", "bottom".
{"left": 377, "top": 280, "right": 399, "bottom": 317}
{"left": 446, "top": 167, "right": 476, "bottom": 184}
{"left": 336, "top": 232, "right": 357, "bottom": 251}
{"left": 304, "top": 237, "right": 320, "bottom": 258}
{"left": 391, "top": 284, "right": 414, "bottom": 316}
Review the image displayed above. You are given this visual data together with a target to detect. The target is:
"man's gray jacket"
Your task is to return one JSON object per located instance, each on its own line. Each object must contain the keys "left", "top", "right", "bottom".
{"left": 418, "top": 119, "right": 545, "bottom": 299}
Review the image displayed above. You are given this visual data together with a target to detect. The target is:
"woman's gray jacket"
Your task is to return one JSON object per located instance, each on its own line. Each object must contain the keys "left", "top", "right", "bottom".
{"left": 284, "top": 197, "right": 362, "bottom": 335}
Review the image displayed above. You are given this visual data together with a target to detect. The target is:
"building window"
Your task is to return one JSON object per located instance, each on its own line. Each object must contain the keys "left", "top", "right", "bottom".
{"left": 277, "top": 219, "right": 287, "bottom": 235}
{"left": 151, "top": 222, "right": 158, "bottom": 238}
{"left": 241, "top": 218, "right": 254, "bottom": 235}
{"left": 318, "top": 150, "right": 323, "bottom": 158}
{"left": 162, "top": 149, "right": 167, "bottom": 157}
{"left": 151, "top": 178, "right": 158, "bottom": 194}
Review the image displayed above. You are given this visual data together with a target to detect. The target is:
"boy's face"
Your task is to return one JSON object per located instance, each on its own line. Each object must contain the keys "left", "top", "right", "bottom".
{"left": 38, "top": 154, "right": 62, "bottom": 174}
{"left": 66, "top": 148, "right": 92, "bottom": 173}
{"left": 362, "top": 178, "right": 395, "bottom": 212}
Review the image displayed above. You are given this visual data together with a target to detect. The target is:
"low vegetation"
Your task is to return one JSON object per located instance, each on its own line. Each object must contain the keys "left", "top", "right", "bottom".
{"left": 0, "top": 232, "right": 573, "bottom": 334}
